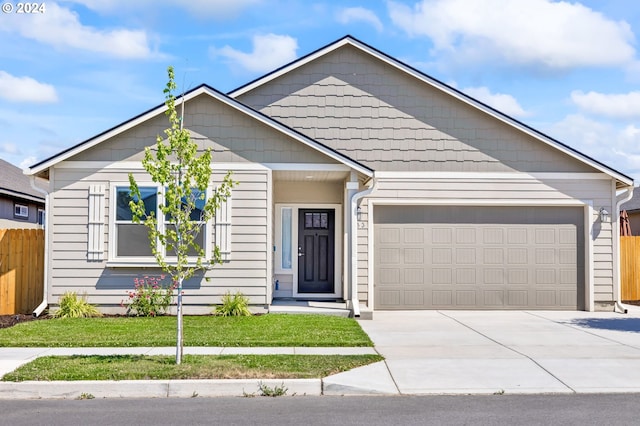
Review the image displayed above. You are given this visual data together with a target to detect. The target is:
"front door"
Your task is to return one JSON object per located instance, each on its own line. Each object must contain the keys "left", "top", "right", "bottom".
{"left": 298, "top": 209, "right": 335, "bottom": 294}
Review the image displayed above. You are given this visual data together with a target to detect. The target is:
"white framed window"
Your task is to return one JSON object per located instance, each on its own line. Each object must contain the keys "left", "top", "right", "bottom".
{"left": 108, "top": 184, "right": 230, "bottom": 264}
{"left": 113, "top": 185, "right": 157, "bottom": 258}
{"left": 274, "top": 205, "right": 293, "bottom": 273}
{"left": 165, "top": 188, "right": 207, "bottom": 258}
{"left": 281, "top": 207, "right": 292, "bottom": 270}
{"left": 14, "top": 204, "right": 28, "bottom": 218}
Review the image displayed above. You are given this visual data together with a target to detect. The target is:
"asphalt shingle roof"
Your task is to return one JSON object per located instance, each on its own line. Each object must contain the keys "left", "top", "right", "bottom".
{"left": 0, "top": 158, "right": 45, "bottom": 202}
{"left": 622, "top": 187, "right": 640, "bottom": 212}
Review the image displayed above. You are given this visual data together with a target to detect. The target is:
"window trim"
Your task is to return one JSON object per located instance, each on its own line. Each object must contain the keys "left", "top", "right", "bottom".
{"left": 274, "top": 206, "right": 293, "bottom": 273}
{"left": 14, "top": 203, "right": 29, "bottom": 219}
{"left": 109, "top": 183, "right": 160, "bottom": 263}
{"left": 37, "top": 208, "right": 46, "bottom": 227}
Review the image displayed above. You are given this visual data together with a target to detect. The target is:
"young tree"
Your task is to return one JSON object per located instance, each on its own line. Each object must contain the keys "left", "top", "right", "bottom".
{"left": 129, "top": 66, "right": 234, "bottom": 364}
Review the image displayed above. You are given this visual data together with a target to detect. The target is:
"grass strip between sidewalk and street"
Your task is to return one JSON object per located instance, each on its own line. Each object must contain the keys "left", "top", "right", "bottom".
{"left": 1, "top": 354, "right": 384, "bottom": 381}
{"left": 0, "top": 314, "right": 372, "bottom": 348}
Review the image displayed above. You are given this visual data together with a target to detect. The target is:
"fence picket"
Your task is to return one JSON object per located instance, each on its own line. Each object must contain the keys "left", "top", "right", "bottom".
{"left": 0, "top": 229, "right": 44, "bottom": 315}
{"left": 621, "top": 236, "right": 640, "bottom": 301}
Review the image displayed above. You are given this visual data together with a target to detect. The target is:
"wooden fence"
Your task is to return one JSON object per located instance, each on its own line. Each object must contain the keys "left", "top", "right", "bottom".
{"left": 621, "top": 236, "right": 640, "bottom": 301}
{"left": 0, "top": 229, "right": 44, "bottom": 315}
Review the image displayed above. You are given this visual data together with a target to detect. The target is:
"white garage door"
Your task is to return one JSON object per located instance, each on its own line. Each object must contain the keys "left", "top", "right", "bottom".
{"left": 374, "top": 206, "right": 584, "bottom": 310}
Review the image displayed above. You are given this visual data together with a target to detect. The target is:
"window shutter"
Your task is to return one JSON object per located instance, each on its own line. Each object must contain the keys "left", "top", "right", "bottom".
{"left": 215, "top": 192, "right": 232, "bottom": 261}
{"left": 88, "top": 184, "right": 105, "bottom": 261}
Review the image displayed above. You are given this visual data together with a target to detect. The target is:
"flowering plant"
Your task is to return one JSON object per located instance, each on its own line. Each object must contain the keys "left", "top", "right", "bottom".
{"left": 123, "top": 275, "right": 175, "bottom": 317}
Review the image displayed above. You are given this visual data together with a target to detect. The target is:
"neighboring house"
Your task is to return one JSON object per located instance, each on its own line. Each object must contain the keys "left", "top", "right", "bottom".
{"left": 25, "top": 36, "right": 634, "bottom": 316}
{"left": 0, "top": 158, "right": 45, "bottom": 229}
{"left": 621, "top": 187, "right": 640, "bottom": 236}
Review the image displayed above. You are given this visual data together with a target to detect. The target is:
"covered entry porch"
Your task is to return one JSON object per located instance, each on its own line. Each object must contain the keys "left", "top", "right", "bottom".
{"left": 270, "top": 166, "right": 363, "bottom": 304}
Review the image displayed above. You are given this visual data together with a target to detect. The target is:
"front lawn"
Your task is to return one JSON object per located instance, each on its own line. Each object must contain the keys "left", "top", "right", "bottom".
{"left": 2, "top": 354, "right": 384, "bottom": 381}
{"left": 0, "top": 314, "right": 373, "bottom": 347}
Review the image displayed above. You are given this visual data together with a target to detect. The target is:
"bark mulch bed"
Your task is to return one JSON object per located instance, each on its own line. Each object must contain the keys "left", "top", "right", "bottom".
{"left": 0, "top": 314, "right": 52, "bottom": 329}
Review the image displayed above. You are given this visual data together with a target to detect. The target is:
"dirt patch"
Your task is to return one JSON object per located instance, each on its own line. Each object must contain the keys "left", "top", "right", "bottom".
{"left": 0, "top": 314, "right": 52, "bottom": 329}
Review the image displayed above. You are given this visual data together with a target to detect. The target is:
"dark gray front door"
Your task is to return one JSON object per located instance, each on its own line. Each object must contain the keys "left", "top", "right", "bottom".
{"left": 298, "top": 209, "right": 335, "bottom": 294}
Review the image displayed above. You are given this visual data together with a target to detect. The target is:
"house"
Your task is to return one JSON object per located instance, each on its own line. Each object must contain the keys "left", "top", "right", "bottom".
{"left": 0, "top": 158, "right": 45, "bottom": 229}
{"left": 621, "top": 187, "right": 640, "bottom": 235}
{"left": 25, "top": 36, "right": 634, "bottom": 317}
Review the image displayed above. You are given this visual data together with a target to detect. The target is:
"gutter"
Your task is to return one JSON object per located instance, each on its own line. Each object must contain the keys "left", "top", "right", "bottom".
{"left": 29, "top": 176, "right": 49, "bottom": 317}
{"left": 349, "top": 179, "right": 376, "bottom": 317}
{"left": 614, "top": 184, "right": 634, "bottom": 314}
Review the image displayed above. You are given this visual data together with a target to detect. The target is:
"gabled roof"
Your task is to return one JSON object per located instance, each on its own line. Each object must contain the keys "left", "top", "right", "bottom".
{"left": 230, "top": 35, "right": 634, "bottom": 188}
{"left": 0, "top": 158, "right": 44, "bottom": 203}
{"left": 26, "top": 84, "right": 373, "bottom": 177}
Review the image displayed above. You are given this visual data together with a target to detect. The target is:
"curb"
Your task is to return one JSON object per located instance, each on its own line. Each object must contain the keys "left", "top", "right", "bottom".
{"left": 0, "top": 379, "right": 323, "bottom": 400}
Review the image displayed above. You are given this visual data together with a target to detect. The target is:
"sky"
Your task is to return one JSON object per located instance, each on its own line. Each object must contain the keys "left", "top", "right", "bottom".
{"left": 1, "top": 0, "right": 639, "bottom": 181}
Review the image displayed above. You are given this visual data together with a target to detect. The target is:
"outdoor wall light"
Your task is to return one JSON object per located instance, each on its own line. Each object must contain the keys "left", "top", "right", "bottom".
{"left": 599, "top": 207, "right": 610, "bottom": 223}
{"left": 357, "top": 206, "right": 362, "bottom": 221}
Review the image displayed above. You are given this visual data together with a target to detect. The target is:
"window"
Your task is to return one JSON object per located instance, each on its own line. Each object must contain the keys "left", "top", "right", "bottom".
{"left": 14, "top": 204, "right": 28, "bottom": 218}
{"left": 111, "top": 185, "right": 229, "bottom": 262}
{"left": 304, "top": 211, "right": 328, "bottom": 229}
{"left": 37, "top": 209, "right": 46, "bottom": 226}
{"left": 114, "top": 186, "right": 156, "bottom": 257}
{"left": 165, "top": 188, "right": 206, "bottom": 257}
{"left": 281, "top": 208, "right": 292, "bottom": 269}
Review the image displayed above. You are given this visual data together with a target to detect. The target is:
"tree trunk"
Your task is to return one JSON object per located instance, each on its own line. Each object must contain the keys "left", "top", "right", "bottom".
{"left": 176, "top": 277, "right": 184, "bottom": 364}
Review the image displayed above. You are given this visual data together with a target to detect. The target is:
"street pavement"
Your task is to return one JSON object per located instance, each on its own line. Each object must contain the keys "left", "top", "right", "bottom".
{"left": 2, "top": 306, "right": 640, "bottom": 398}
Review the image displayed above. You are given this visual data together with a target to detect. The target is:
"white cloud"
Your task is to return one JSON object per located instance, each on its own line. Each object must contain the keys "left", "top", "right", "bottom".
{"left": 1, "top": 142, "right": 20, "bottom": 155}
{"left": 0, "top": 3, "right": 154, "bottom": 59}
{"left": 19, "top": 156, "right": 37, "bottom": 170}
{"left": 462, "top": 86, "right": 527, "bottom": 117}
{"left": 212, "top": 34, "right": 298, "bottom": 73}
{"left": 550, "top": 114, "right": 640, "bottom": 179}
{"left": 0, "top": 71, "right": 58, "bottom": 103}
{"left": 571, "top": 90, "right": 640, "bottom": 120}
{"left": 388, "top": 0, "right": 635, "bottom": 70}
{"left": 337, "top": 7, "right": 384, "bottom": 32}
{"left": 69, "top": 0, "right": 261, "bottom": 18}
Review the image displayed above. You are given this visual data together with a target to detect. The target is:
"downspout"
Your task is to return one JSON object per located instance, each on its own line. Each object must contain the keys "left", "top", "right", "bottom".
{"left": 350, "top": 179, "right": 376, "bottom": 317}
{"left": 29, "top": 175, "right": 49, "bottom": 317}
{"left": 614, "top": 184, "right": 634, "bottom": 314}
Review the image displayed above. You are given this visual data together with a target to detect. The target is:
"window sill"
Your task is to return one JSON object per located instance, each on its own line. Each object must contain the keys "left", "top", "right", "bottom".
{"left": 106, "top": 259, "right": 215, "bottom": 268}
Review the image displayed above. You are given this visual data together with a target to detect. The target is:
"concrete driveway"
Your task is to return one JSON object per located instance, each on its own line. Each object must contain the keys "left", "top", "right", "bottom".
{"left": 350, "top": 307, "right": 640, "bottom": 395}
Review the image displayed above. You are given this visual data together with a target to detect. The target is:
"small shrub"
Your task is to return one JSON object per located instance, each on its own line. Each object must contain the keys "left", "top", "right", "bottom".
{"left": 123, "top": 276, "right": 175, "bottom": 317}
{"left": 54, "top": 292, "right": 102, "bottom": 318}
{"left": 213, "top": 291, "right": 252, "bottom": 316}
{"left": 258, "top": 381, "right": 288, "bottom": 397}
{"left": 77, "top": 392, "right": 95, "bottom": 400}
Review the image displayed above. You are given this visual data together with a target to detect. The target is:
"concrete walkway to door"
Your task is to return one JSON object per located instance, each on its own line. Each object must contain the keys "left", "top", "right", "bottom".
{"left": 326, "top": 307, "right": 640, "bottom": 395}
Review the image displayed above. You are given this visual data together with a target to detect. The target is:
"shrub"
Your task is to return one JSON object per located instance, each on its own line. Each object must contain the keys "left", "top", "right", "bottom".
{"left": 54, "top": 292, "right": 102, "bottom": 318}
{"left": 214, "top": 291, "right": 252, "bottom": 316}
{"left": 124, "top": 276, "right": 175, "bottom": 317}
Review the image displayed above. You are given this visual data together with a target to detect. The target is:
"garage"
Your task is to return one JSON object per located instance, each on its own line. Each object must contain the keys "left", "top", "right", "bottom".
{"left": 374, "top": 205, "right": 585, "bottom": 310}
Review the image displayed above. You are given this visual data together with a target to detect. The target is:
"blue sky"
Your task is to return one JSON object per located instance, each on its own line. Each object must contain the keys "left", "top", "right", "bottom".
{"left": 1, "top": 0, "right": 639, "bottom": 181}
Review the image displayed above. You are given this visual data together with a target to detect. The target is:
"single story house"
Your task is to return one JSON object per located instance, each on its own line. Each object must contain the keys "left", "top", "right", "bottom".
{"left": 0, "top": 158, "right": 45, "bottom": 229}
{"left": 26, "top": 36, "right": 634, "bottom": 317}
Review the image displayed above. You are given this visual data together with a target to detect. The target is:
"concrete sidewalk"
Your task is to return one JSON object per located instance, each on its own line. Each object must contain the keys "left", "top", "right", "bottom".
{"left": 0, "top": 346, "right": 379, "bottom": 399}
{"left": 3, "top": 307, "right": 640, "bottom": 398}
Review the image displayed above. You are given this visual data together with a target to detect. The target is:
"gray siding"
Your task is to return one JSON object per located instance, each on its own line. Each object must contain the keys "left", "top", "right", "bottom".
{"left": 49, "top": 165, "right": 269, "bottom": 314}
{"left": 73, "top": 94, "right": 337, "bottom": 165}
{"left": 0, "top": 197, "right": 43, "bottom": 228}
{"left": 237, "top": 45, "right": 596, "bottom": 174}
{"left": 356, "top": 177, "right": 615, "bottom": 307}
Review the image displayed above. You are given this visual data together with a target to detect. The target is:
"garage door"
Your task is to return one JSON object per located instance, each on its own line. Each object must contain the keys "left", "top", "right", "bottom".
{"left": 374, "top": 206, "right": 584, "bottom": 310}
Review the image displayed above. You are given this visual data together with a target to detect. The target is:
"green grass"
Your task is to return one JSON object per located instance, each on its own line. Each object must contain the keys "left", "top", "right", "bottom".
{"left": 0, "top": 314, "right": 373, "bottom": 347}
{"left": 1, "top": 354, "right": 384, "bottom": 381}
